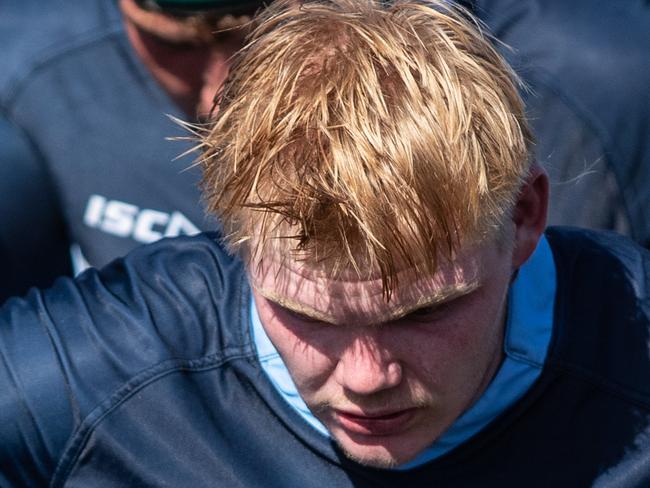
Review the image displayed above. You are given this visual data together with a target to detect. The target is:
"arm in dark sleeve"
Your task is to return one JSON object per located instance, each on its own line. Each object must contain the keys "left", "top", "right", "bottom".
{"left": 0, "top": 233, "right": 229, "bottom": 486}
{"left": 0, "top": 288, "right": 79, "bottom": 487}
{"left": 0, "top": 115, "right": 72, "bottom": 304}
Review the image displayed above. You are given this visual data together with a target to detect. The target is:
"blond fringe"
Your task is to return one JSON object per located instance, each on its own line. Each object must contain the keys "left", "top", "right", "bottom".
{"left": 198, "top": 0, "right": 533, "bottom": 298}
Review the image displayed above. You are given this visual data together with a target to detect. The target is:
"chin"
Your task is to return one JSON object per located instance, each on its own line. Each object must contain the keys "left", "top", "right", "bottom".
{"left": 334, "top": 435, "right": 423, "bottom": 469}
{"left": 338, "top": 444, "right": 401, "bottom": 469}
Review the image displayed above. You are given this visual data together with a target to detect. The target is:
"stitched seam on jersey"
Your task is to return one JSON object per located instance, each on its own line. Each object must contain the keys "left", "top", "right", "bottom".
{"left": 502, "top": 295, "right": 545, "bottom": 369}
{"left": 2, "top": 26, "right": 124, "bottom": 108}
{"left": 503, "top": 345, "right": 544, "bottom": 368}
{"left": 237, "top": 266, "right": 253, "bottom": 352}
{"left": 50, "top": 351, "right": 254, "bottom": 487}
{"left": 545, "top": 230, "right": 650, "bottom": 412}
{"left": 545, "top": 358, "right": 650, "bottom": 411}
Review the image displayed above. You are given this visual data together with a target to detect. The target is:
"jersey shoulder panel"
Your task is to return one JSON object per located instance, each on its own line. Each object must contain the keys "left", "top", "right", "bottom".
{"left": 545, "top": 226, "right": 650, "bottom": 405}
{"left": 0, "top": 233, "right": 251, "bottom": 485}
{"left": 0, "top": 0, "right": 123, "bottom": 104}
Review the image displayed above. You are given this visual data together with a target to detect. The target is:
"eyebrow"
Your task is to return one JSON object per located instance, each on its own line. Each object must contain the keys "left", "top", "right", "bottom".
{"left": 256, "top": 280, "right": 480, "bottom": 326}
{"left": 256, "top": 290, "right": 340, "bottom": 324}
{"left": 379, "top": 281, "right": 480, "bottom": 323}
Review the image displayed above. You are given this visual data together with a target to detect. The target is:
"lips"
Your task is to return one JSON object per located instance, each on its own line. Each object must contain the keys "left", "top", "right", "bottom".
{"left": 334, "top": 408, "right": 417, "bottom": 436}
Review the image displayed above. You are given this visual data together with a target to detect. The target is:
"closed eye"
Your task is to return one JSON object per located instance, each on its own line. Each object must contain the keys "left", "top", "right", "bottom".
{"left": 404, "top": 303, "right": 448, "bottom": 322}
{"left": 276, "top": 304, "right": 325, "bottom": 324}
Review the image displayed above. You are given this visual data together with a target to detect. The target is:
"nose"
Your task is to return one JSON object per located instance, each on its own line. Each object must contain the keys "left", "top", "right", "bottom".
{"left": 333, "top": 334, "right": 402, "bottom": 395}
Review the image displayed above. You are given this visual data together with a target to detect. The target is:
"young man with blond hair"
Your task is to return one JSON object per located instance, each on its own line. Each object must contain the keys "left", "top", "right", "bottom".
{"left": 1, "top": 1, "right": 649, "bottom": 486}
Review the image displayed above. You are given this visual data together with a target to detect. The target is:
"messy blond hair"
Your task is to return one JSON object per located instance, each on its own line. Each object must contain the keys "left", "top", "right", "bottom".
{"left": 200, "top": 0, "right": 532, "bottom": 294}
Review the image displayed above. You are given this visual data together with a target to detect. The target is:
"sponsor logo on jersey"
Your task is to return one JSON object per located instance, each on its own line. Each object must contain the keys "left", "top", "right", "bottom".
{"left": 83, "top": 194, "right": 200, "bottom": 244}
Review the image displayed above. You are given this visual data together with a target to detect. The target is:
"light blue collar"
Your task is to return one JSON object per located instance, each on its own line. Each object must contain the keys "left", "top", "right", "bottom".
{"left": 250, "top": 235, "right": 556, "bottom": 468}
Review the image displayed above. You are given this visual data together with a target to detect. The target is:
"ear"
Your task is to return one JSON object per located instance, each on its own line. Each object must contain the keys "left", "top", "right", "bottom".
{"left": 511, "top": 164, "right": 549, "bottom": 269}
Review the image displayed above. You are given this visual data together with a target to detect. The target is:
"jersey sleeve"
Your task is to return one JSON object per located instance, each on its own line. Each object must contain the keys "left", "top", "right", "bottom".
{"left": 0, "top": 233, "right": 231, "bottom": 486}
{"left": 0, "top": 114, "right": 72, "bottom": 304}
{"left": 0, "top": 286, "right": 80, "bottom": 486}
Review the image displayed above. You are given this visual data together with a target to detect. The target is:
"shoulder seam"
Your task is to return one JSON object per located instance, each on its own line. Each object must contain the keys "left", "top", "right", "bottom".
{"left": 2, "top": 24, "right": 124, "bottom": 109}
{"left": 547, "top": 358, "right": 650, "bottom": 411}
{"left": 49, "top": 350, "right": 255, "bottom": 487}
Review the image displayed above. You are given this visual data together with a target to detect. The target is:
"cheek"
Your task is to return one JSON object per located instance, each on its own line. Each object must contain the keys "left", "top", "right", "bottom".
{"left": 394, "top": 326, "right": 471, "bottom": 387}
{"left": 262, "top": 315, "right": 340, "bottom": 393}
{"left": 401, "top": 303, "right": 505, "bottom": 388}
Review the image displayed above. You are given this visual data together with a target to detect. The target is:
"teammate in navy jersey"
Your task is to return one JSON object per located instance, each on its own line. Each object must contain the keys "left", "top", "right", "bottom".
{"left": 0, "top": 0, "right": 263, "bottom": 302}
{"left": 2, "top": 2, "right": 650, "bottom": 486}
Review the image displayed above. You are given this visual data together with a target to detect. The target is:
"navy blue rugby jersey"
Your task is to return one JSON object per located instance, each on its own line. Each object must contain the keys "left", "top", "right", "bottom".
{"left": 1, "top": 228, "right": 650, "bottom": 487}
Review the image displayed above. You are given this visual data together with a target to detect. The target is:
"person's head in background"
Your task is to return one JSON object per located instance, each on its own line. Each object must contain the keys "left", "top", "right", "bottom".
{"left": 199, "top": 0, "right": 549, "bottom": 468}
{"left": 120, "top": 0, "right": 265, "bottom": 117}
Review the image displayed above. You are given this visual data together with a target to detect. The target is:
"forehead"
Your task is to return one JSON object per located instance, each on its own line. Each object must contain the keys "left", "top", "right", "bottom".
{"left": 248, "top": 243, "right": 497, "bottom": 326}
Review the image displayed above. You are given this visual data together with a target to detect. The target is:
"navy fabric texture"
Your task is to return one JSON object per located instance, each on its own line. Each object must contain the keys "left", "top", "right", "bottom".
{"left": 1, "top": 228, "right": 650, "bottom": 486}
{"left": 0, "top": 0, "right": 214, "bottom": 303}
{"left": 472, "top": 0, "right": 650, "bottom": 244}
{"left": 0, "top": 118, "right": 71, "bottom": 299}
